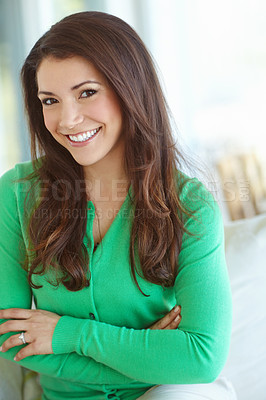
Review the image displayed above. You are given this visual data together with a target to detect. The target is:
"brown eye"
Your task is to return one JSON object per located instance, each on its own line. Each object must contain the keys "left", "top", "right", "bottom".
{"left": 42, "top": 98, "right": 58, "bottom": 105}
{"left": 80, "top": 89, "right": 97, "bottom": 98}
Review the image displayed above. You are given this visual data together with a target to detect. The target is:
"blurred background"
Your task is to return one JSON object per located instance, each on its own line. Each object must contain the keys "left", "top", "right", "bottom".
{"left": 0, "top": 0, "right": 266, "bottom": 221}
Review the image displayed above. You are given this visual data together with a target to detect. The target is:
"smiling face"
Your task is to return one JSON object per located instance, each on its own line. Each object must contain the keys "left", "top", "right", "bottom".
{"left": 37, "top": 56, "right": 125, "bottom": 178}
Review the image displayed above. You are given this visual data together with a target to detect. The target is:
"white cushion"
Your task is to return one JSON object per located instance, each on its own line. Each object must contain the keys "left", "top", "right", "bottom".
{"left": 137, "top": 377, "right": 237, "bottom": 399}
{"left": 221, "top": 213, "right": 266, "bottom": 400}
{"left": 0, "top": 357, "right": 23, "bottom": 400}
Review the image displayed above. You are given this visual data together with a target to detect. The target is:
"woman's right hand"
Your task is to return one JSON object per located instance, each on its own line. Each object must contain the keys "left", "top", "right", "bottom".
{"left": 148, "top": 305, "right": 182, "bottom": 330}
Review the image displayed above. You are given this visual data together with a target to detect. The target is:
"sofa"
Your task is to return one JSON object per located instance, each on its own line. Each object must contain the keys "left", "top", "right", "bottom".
{"left": 1, "top": 213, "right": 266, "bottom": 400}
{"left": 221, "top": 212, "right": 266, "bottom": 400}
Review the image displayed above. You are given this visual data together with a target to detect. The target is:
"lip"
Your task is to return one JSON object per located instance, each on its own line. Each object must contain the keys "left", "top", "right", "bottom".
{"left": 65, "top": 127, "right": 102, "bottom": 147}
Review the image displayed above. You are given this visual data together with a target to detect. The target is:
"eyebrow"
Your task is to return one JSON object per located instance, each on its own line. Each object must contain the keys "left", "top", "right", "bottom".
{"left": 38, "top": 80, "right": 101, "bottom": 96}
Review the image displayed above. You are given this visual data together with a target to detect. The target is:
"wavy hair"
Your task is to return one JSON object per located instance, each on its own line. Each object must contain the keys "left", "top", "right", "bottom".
{"left": 21, "top": 11, "right": 194, "bottom": 293}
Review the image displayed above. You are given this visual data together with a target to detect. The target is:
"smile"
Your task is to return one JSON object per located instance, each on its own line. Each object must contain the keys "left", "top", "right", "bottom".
{"left": 68, "top": 127, "right": 101, "bottom": 143}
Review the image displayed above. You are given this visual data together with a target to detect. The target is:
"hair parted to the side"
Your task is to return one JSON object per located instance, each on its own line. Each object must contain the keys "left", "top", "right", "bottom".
{"left": 21, "top": 11, "right": 196, "bottom": 293}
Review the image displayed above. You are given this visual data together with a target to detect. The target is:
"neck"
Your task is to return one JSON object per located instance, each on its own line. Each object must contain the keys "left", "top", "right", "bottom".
{"left": 84, "top": 157, "right": 129, "bottom": 203}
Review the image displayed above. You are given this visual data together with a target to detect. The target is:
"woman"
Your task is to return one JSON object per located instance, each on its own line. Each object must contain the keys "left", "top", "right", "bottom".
{"left": 0, "top": 11, "right": 235, "bottom": 400}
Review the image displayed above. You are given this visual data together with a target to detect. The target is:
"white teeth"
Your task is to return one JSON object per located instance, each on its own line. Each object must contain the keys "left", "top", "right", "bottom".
{"left": 69, "top": 127, "right": 100, "bottom": 142}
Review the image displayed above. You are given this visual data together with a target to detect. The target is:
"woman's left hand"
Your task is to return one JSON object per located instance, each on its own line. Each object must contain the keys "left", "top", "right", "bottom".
{"left": 0, "top": 308, "right": 61, "bottom": 361}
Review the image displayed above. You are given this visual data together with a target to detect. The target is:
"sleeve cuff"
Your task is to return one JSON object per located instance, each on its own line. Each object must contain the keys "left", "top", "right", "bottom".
{"left": 52, "top": 315, "right": 92, "bottom": 354}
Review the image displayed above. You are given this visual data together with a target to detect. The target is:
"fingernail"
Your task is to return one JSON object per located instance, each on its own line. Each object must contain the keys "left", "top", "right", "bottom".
{"left": 14, "top": 356, "right": 17, "bottom": 361}
{"left": 173, "top": 305, "right": 180, "bottom": 312}
{"left": 174, "top": 315, "right": 181, "bottom": 322}
{"left": 0, "top": 346, "right": 2, "bottom": 352}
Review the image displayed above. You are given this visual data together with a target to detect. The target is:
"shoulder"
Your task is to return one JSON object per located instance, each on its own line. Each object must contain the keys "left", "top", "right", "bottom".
{"left": 0, "top": 160, "right": 35, "bottom": 183}
{"left": 177, "top": 170, "right": 215, "bottom": 206}
{"left": 0, "top": 160, "right": 40, "bottom": 204}
{"left": 176, "top": 170, "right": 223, "bottom": 236}
{"left": 176, "top": 172, "right": 226, "bottom": 278}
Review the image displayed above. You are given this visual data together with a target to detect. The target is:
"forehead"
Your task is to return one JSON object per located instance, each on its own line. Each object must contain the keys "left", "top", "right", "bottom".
{"left": 36, "top": 56, "right": 105, "bottom": 88}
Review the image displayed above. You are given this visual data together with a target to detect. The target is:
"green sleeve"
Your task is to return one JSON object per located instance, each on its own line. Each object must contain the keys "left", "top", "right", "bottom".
{"left": 0, "top": 168, "right": 136, "bottom": 386}
{"left": 52, "top": 179, "right": 232, "bottom": 384}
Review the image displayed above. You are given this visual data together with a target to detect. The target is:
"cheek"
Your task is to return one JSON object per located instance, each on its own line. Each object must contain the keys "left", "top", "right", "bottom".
{"left": 42, "top": 111, "right": 56, "bottom": 132}
{"left": 101, "top": 98, "right": 123, "bottom": 126}
{"left": 107, "top": 96, "right": 123, "bottom": 126}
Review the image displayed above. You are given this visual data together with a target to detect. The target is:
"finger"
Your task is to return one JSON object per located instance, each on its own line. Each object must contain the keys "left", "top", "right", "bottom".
{"left": 14, "top": 341, "right": 50, "bottom": 362}
{"left": 0, "top": 308, "right": 32, "bottom": 320}
{"left": 14, "top": 344, "right": 36, "bottom": 362}
{"left": 156, "top": 305, "right": 181, "bottom": 329}
{"left": 164, "top": 315, "right": 182, "bottom": 330}
{"left": 0, "top": 333, "right": 29, "bottom": 352}
{"left": 0, "top": 320, "right": 28, "bottom": 335}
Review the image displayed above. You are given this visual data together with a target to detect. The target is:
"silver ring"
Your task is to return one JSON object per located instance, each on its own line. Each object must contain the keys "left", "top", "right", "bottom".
{"left": 18, "top": 332, "right": 26, "bottom": 344}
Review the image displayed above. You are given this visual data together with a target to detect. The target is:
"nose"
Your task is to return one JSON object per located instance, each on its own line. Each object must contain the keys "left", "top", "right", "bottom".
{"left": 59, "top": 101, "right": 84, "bottom": 131}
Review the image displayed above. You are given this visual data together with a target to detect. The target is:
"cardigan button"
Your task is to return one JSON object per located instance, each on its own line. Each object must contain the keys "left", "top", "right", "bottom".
{"left": 89, "top": 312, "right": 95, "bottom": 320}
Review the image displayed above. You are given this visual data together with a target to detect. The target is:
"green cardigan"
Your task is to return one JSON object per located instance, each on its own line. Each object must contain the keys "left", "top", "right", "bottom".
{"left": 0, "top": 161, "right": 232, "bottom": 400}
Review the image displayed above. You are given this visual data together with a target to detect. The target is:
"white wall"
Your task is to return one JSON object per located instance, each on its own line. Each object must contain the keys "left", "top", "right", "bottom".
{"left": 1, "top": 0, "right": 266, "bottom": 181}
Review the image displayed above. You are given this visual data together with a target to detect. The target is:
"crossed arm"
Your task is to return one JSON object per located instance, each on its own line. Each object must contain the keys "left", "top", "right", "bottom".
{"left": 0, "top": 306, "right": 181, "bottom": 361}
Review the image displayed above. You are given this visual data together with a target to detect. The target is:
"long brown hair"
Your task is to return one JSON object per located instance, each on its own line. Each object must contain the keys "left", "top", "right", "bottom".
{"left": 21, "top": 11, "right": 195, "bottom": 293}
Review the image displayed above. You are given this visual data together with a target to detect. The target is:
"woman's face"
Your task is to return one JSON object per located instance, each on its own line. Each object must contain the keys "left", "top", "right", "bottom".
{"left": 37, "top": 56, "right": 124, "bottom": 173}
